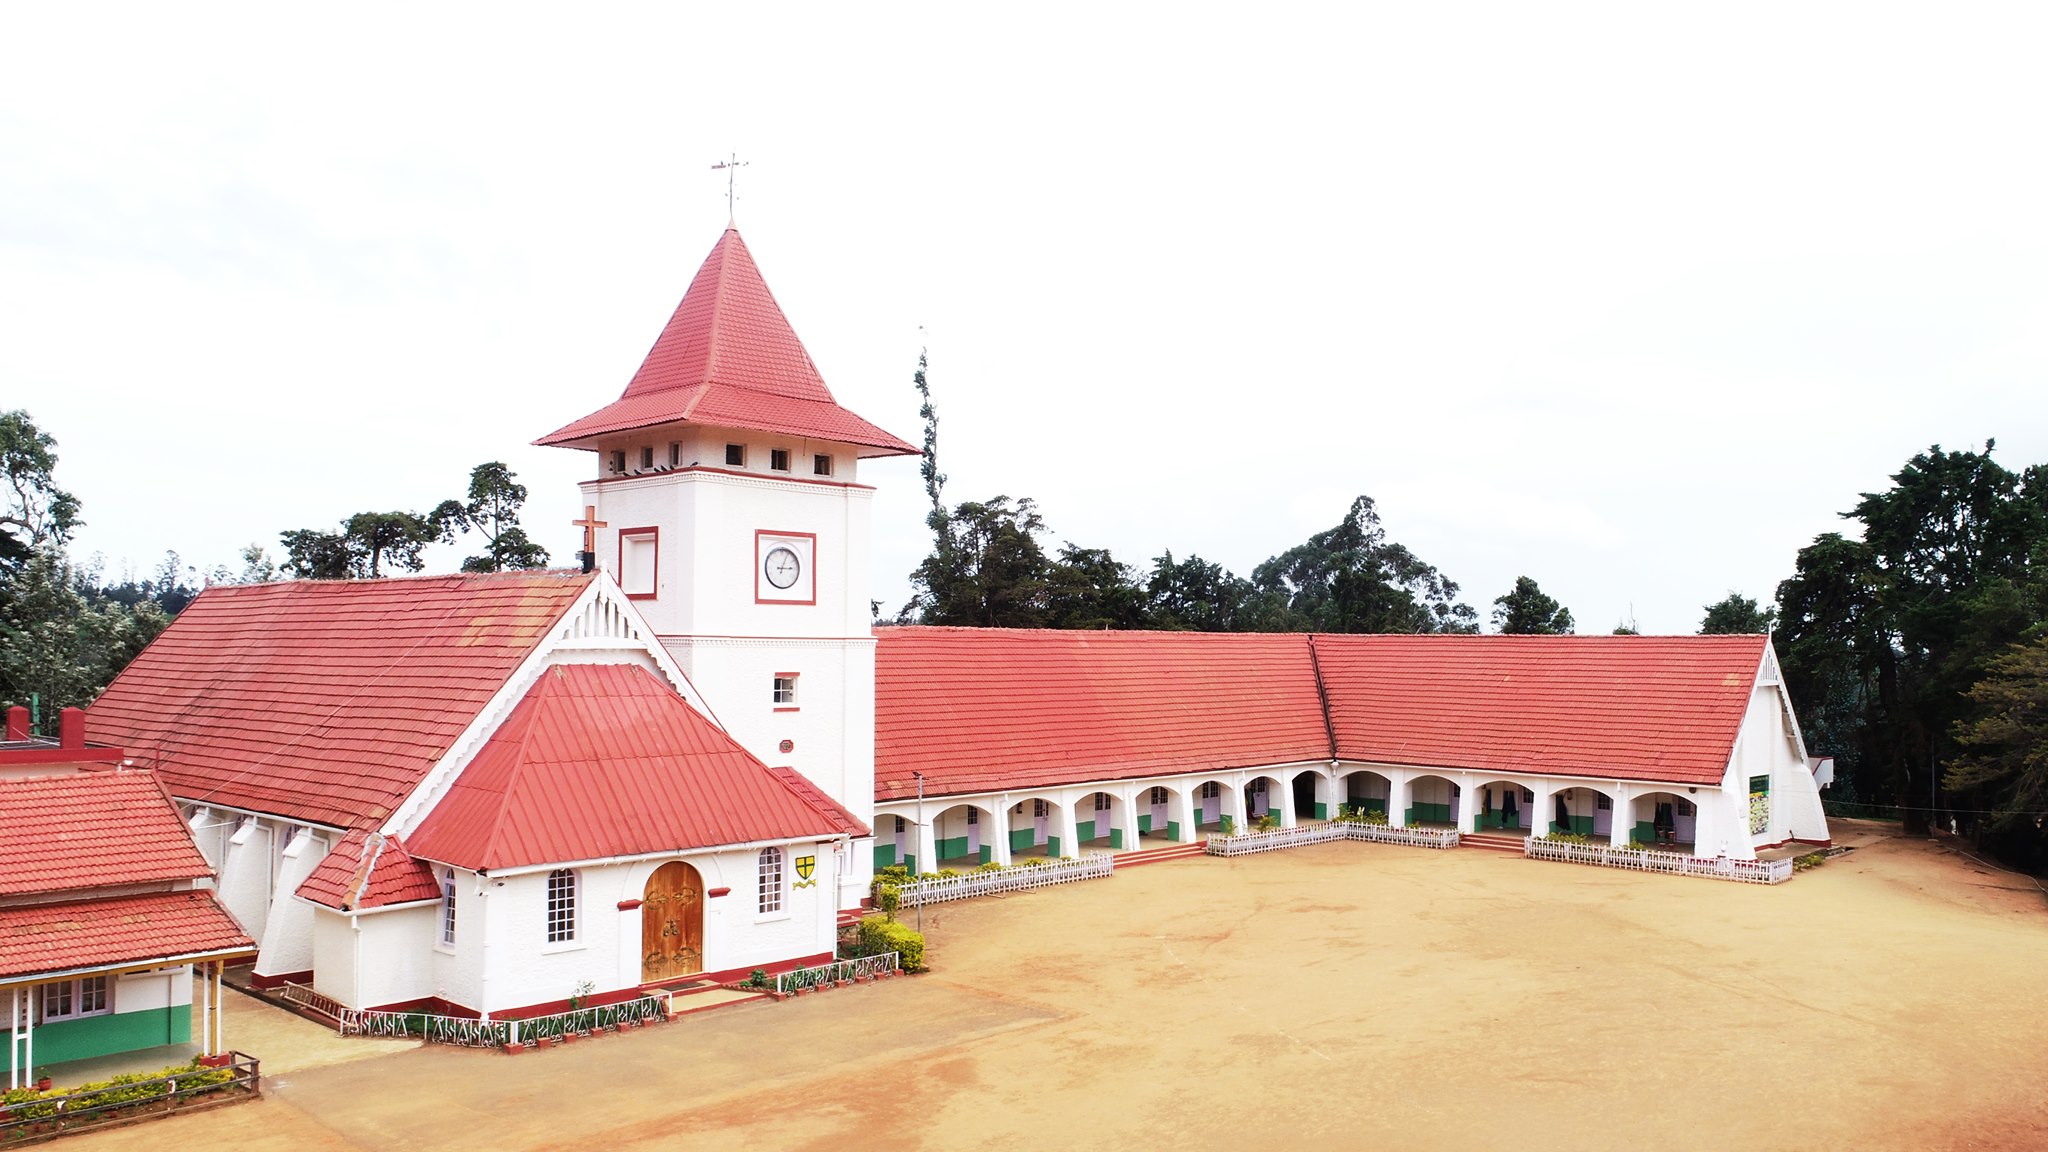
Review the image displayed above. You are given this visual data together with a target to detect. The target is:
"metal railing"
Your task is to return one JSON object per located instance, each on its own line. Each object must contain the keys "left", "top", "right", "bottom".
{"left": 1204, "top": 820, "right": 1462, "bottom": 856}
{"left": 1523, "top": 837, "right": 1794, "bottom": 884}
{"left": 889, "top": 853, "right": 1115, "bottom": 907}
{"left": 774, "top": 951, "right": 900, "bottom": 995}
{"left": 316, "top": 992, "right": 669, "bottom": 1048}
{"left": 279, "top": 981, "right": 345, "bottom": 1022}
{"left": 0, "top": 1051, "right": 259, "bottom": 1140}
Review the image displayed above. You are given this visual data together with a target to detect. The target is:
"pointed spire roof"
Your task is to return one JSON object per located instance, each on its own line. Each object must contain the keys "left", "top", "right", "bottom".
{"left": 537, "top": 228, "right": 916, "bottom": 456}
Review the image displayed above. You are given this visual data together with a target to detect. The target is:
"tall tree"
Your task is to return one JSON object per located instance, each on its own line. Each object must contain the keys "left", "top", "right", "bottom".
{"left": 440, "top": 462, "right": 550, "bottom": 572}
{"left": 1491, "top": 576, "right": 1574, "bottom": 635}
{"left": 1776, "top": 444, "right": 2047, "bottom": 838}
{"left": 1700, "top": 592, "right": 1777, "bottom": 634}
{"left": 1252, "top": 496, "right": 1479, "bottom": 634}
{"left": 1946, "top": 634, "right": 2048, "bottom": 868}
{"left": 0, "top": 410, "right": 82, "bottom": 569}
{"left": 1044, "top": 545, "right": 1149, "bottom": 630}
{"left": 904, "top": 496, "right": 1055, "bottom": 627}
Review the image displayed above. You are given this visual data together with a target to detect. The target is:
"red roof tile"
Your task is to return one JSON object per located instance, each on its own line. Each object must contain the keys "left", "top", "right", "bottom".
{"left": 406, "top": 663, "right": 867, "bottom": 871}
{"left": 296, "top": 829, "right": 443, "bottom": 911}
{"left": 0, "top": 771, "right": 212, "bottom": 897}
{"left": 0, "top": 891, "right": 254, "bottom": 981}
{"left": 535, "top": 229, "right": 916, "bottom": 456}
{"left": 1316, "top": 634, "right": 1766, "bottom": 786}
{"left": 86, "top": 571, "right": 594, "bottom": 831}
{"left": 873, "top": 628, "right": 1333, "bottom": 800}
{"left": 874, "top": 630, "right": 1769, "bottom": 797}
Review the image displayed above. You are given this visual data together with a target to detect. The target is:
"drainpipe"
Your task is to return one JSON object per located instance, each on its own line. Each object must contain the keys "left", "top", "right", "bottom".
{"left": 350, "top": 912, "right": 364, "bottom": 1013}
{"left": 476, "top": 871, "right": 490, "bottom": 1022}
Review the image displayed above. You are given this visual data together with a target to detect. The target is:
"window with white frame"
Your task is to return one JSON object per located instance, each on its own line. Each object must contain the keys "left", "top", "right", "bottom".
{"left": 1150, "top": 786, "right": 1168, "bottom": 805}
{"left": 1033, "top": 799, "right": 1048, "bottom": 817}
{"left": 769, "top": 448, "right": 791, "bottom": 472}
{"left": 1094, "top": 793, "right": 1111, "bottom": 812}
{"left": 440, "top": 869, "right": 457, "bottom": 945}
{"left": 1200, "top": 781, "right": 1220, "bottom": 800}
{"left": 813, "top": 453, "right": 833, "bottom": 476}
{"left": 639, "top": 445, "right": 655, "bottom": 469}
{"left": 546, "top": 869, "right": 577, "bottom": 943}
{"left": 758, "top": 847, "right": 785, "bottom": 914}
{"left": 41, "top": 976, "right": 110, "bottom": 1022}
{"left": 773, "top": 675, "right": 798, "bottom": 706}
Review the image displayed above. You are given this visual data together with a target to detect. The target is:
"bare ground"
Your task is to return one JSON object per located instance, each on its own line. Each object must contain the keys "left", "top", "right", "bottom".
{"left": 71, "top": 820, "right": 2048, "bottom": 1151}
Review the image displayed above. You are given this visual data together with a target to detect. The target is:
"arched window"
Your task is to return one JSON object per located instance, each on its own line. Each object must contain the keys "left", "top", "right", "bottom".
{"left": 440, "top": 869, "right": 457, "bottom": 945}
{"left": 758, "top": 847, "right": 784, "bottom": 914}
{"left": 546, "top": 869, "right": 577, "bottom": 943}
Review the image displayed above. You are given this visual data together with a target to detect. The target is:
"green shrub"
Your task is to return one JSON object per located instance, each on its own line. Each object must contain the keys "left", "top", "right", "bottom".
{"left": 873, "top": 883, "right": 902, "bottom": 920}
{"left": 1218, "top": 815, "right": 1236, "bottom": 836}
{"left": 854, "top": 914, "right": 926, "bottom": 971}
{"left": 1253, "top": 813, "right": 1280, "bottom": 832}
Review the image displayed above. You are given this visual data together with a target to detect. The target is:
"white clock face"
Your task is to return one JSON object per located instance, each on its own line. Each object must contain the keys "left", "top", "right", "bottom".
{"left": 763, "top": 546, "right": 801, "bottom": 589}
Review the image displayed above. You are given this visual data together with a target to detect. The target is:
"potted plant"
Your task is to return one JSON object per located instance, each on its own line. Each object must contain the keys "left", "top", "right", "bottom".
{"left": 35, "top": 1070, "right": 52, "bottom": 1092}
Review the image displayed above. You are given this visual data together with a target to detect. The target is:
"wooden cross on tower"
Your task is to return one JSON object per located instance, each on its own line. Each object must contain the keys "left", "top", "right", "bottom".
{"left": 711, "top": 153, "right": 747, "bottom": 221}
{"left": 572, "top": 505, "right": 608, "bottom": 573}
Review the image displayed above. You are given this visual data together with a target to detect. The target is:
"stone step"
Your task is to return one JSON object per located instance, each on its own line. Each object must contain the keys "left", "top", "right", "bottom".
{"left": 1114, "top": 841, "right": 1209, "bottom": 868}
{"left": 1461, "top": 833, "right": 1529, "bottom": 853}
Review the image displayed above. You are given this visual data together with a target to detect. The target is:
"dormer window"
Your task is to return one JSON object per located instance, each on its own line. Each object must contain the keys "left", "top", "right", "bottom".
{"left": 608, "top": 450, "right": 626, "bottom": 474}
{"left": 813, "top": 454, "right": 833, "bottom": 477}
{"left": 769, "top": 448, "right": 791, "bottom": 472}
{"left": 725, "top": 444, "right": 746, "bottom": 467}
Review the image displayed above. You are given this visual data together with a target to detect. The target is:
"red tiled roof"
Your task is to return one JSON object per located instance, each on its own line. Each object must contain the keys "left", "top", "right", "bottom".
{"left": 0, "top": 891, "right": 255, "bottom": 981}
{"left": 296, "top": 829, "right": 443, "bottom": 911}
{"left": 535, "top": 229, "right": 916, "bottom": 457}
{"left": 873, "top": 629, "right": 1769, "bottom": 797}
{"left": 1316, "top": 634, "right": 1767, "bottom": 786}
{"left": 767, "top": 767, "right": 871, "bottom": 839}
{"left": 406, "top": 663, "right": 867, "bottom": 871}
{"left": 873, "top": 628, "right": 1333, "bottom": 801}
{"left": 86, "top": 571, "right": 594, "bottom": 831}
{"left": 0, "top": 771, "right": 212, "bottom": 897}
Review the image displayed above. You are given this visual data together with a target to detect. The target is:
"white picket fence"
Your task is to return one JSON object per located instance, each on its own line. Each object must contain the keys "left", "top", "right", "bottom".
{"left": 1204, "top": 820, "right": 1461, "bottom": 857}
{"left": 889, "top": 853, "right": 1115, "bottom": 907}
{"left": 1523, "top": 837, "right": 1794, "bottom": 884}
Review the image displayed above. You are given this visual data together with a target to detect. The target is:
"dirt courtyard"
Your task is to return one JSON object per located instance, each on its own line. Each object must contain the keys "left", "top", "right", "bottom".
{"left": 73, "top": 821, "right": 2048, "bottom": 1151}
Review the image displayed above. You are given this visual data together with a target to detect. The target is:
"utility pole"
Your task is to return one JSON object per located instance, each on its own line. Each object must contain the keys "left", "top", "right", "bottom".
{"left": 913, "top": 771, "right": 925, "bottom": 935}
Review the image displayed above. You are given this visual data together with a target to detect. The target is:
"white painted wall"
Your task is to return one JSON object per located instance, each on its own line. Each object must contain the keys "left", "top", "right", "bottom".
{"left": 572, "top": 437, "right": 881, "bottom": 910}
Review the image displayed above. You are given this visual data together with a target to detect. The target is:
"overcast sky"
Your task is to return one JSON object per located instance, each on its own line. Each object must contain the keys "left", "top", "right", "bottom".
{"left": 5, "top": 3, "right": 2044, "bottom": 634}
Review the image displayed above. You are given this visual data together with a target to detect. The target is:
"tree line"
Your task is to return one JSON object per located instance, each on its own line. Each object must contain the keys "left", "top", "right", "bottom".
{"left": 0, "top": 409, "right": 548, "bottom": 717}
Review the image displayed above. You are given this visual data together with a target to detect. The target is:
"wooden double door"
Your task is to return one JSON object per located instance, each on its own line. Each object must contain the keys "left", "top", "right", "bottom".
{"left": 641, "top": 861, "right": 705, "bottom": 984}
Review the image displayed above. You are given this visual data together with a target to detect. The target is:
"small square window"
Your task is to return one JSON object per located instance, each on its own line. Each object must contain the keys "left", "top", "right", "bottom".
{"left": 725, "top": 444, "right": 746, "bottom": 467}
{"left": 813, "top": 454, "right": 833, "bottom": 476}
{"left": 608, "top": 450, "right": 626, "bottom": 474}
{"left": 966, "top": 808, "right": 979, "bottom": 826}
{"left": 639, "top": 446, "right": 654, "bottom": 469}
{"left": 769, "top": 448, "right": 791, "bottom": 472}
{"left": 1033, "top": 799, "right": 1048, "bottom": 817}
{"left": 773, "top": 675, "right": 798, "bottom": 706}
{"left": 1095, "top": 793, "right": 1111, "bottom": 812}
{"left": 894, "top": 816, "right": 906, "bottom": 833}
{"left": 1596, "top": 794, "right": 1612, "bottom": 810}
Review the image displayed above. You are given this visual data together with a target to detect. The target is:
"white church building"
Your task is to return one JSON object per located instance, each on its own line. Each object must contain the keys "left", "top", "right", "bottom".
{"left": 80, "top": 224, "right": 1829, "bottom": 1022}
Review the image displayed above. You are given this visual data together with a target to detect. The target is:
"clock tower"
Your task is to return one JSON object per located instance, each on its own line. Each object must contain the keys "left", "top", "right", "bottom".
{"left": 536, "top": 227, "right": 916, "bottom": 907}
